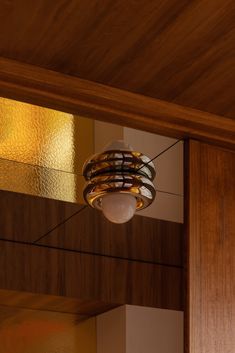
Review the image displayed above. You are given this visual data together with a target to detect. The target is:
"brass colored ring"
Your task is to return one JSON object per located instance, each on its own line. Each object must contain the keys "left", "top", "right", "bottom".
{"left": 83, "top": 174, "right": 156, "bottom": 211}
{"left": 83, "top": 150, "right": 156, "bottom": 181}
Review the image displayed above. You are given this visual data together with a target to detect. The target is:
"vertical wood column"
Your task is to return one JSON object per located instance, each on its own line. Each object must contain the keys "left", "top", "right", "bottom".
{"left": 185, "top": 140, "right": 235, "bottom": 353}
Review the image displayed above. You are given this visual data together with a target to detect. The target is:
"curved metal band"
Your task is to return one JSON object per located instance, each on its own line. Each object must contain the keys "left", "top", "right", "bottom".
{"left": 83, "top": 174, "right": 156, "bottom": 211}
{"left": 83, "top": 150, "right": 156, "bottom": 181}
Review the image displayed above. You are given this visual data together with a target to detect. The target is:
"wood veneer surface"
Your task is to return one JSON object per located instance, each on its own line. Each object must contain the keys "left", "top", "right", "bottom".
{"left": 0, "top": 190, "right": 183, "bottom": 266}
{"left": 0, "top": 240, "right": 183, "bottom": 311}
{"left": 38, "top": 207, "right": 183, "bottom": 266}
{"left": 0, "top": 187, "right": 183, "bottom": 313}
{"left": 0, "top": 0, "right": 234, "bottom": 119}
{"left": 0, "top": 190, "right": 82, "bottom": 243}
{"left": 186, "top": 140, "right": 235, "bottom": 353}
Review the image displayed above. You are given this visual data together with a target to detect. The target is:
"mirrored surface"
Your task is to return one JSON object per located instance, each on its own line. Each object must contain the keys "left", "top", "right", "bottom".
{"left": 0, "top": 97, "right": 183, "bottom": 223}
{"left": 0, "top": 96, "right": 184, "bottom": 271}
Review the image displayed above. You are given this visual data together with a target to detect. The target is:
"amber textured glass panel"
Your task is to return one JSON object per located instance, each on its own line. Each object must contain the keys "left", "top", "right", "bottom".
{"left": 0, "top": 97, "right": 94, "bottom": 203}
{"left": 0, "top": 158, "right": 84, "bottom": 203}
{"left": 0, "top": 306, "right": 96, "bottom": 353}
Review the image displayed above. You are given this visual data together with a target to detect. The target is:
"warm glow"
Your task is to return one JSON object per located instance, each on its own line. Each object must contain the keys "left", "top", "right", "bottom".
{"left": 0, "top": 97, "right": 94, "bottom": 203}
{"left": 102, "top": 193, "right": 137, "bottom": 223}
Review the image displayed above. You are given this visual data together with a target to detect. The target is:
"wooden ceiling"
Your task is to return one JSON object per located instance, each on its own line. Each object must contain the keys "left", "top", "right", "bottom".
{"left": 0, "top": 0, "right": 234, "bottom": 119}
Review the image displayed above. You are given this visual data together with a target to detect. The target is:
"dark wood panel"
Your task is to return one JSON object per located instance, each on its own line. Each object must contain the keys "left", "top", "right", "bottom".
{"left": 0, "top": 289, "right": 118, "bottom": 316}
{"left": 0, "top": 58, "right": 235, "bottom": 149}
{"left": 0, "top": 189, "right": 183, "bottom": 265}
{"left": 38, "top": 207, "right": 183, "bottom": 266}
{"left": 185, "top": 140, "right": 235, "bottom": 352}
{"left": 0, "top": 190, "right": 84, "bottom": 242}
{"left": 0, "top": 0, "right": 234, "bottom": 119}
{"left": 0, "top": 240, "right": 183, "bottom": 311}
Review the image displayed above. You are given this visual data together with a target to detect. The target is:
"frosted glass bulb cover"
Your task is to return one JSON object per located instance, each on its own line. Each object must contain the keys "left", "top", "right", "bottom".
{"left": 103, "top": 140, "right": 133, "bottom": 152}
{"left": 101, "top": 193, "right": 136, "bottom": 224}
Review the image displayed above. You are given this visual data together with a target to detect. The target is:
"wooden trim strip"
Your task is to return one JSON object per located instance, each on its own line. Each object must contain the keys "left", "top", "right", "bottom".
{"left": 0, "top": 57, "right": 234, "bottom": 148}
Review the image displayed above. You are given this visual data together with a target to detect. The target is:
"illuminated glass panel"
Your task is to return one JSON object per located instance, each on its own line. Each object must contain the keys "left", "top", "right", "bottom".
{"left": 0, "top": 97, "right": 94, "bottom": 203}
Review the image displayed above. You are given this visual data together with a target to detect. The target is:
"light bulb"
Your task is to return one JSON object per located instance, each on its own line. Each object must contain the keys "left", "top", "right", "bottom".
{"left": 101, "top": 193, "right": 136, "bottom": 224}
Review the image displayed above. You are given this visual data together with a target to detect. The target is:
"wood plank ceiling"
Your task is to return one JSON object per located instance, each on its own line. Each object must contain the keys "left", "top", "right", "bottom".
{"left": 0, "top": 0, "right": 234, "bottom": 119}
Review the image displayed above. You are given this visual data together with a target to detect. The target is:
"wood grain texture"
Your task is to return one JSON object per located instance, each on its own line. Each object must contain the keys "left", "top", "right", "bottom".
{"left": 0, "top": 0, "right": 234, "bottom": 120}
{"left": 185, "top": 140, "right": 235, "bottom": 353}
{"left": 38, "top": 207, "right": 183, "bottom": 266}
{"left": 0, "top": 190, "right": 83, "bottom": 242}
{"left": 0, "top": 57, "right": 235, "bottom": 149}
{"left": 0, "top": 189, "right": 183, "bottom": 266}
{"left": 0, "top": 240, "right": 183, "bottom": 311}
{"left": 0, "top": 289, "right": 118, "bottom": 316}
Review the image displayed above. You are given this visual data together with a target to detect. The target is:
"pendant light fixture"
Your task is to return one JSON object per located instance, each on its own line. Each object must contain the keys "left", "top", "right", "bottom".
{"left": 83, "top": 140, "right": 156, "bottom": 224}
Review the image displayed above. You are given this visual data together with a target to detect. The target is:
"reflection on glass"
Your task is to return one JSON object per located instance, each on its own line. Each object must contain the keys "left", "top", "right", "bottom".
{"left": 0, "top": 97, "right": 93, "bottom": 173}
{"left": 0, "top": 97, "right": 94, "bottom": 203}
{"left": 0, "top": 97, "right": 183, "bottom": 223}
{"left": 0, "top": 157, "right": 84, "bottom": 203}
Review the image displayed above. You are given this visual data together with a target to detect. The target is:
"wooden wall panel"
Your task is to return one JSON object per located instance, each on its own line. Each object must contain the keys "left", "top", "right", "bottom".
{"left": 0, "top": 189, "right": 183, "bottom": 266}
{"left": 0, "top": 240, "right": 183, "bottom": 311}
{"left": 185, "top": 140, "right": 235, "bottom": 353}
{"left": 0, "top": 190, "right": 82, "bottom": 242}
{"left": 0, "top": 188, "right": 183, "bottom": 315}
{"left": 38, "top": 207, "right": 183, "bottom": 266}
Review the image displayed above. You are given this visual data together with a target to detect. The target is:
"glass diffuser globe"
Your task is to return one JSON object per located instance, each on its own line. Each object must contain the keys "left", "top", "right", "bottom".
{"left": 101, "top": 193, "right": 136, "bottom": 224}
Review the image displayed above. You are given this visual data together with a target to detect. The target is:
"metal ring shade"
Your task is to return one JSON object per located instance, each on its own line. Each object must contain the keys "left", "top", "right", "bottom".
{"left": 83, "top": 149, "right": 156, "bottom": 211}
{"left": 83, "top": 174, "right": 156, "bottom": 210}
{"left": 83, "top": 150, "right": 156, "bottom": 181}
